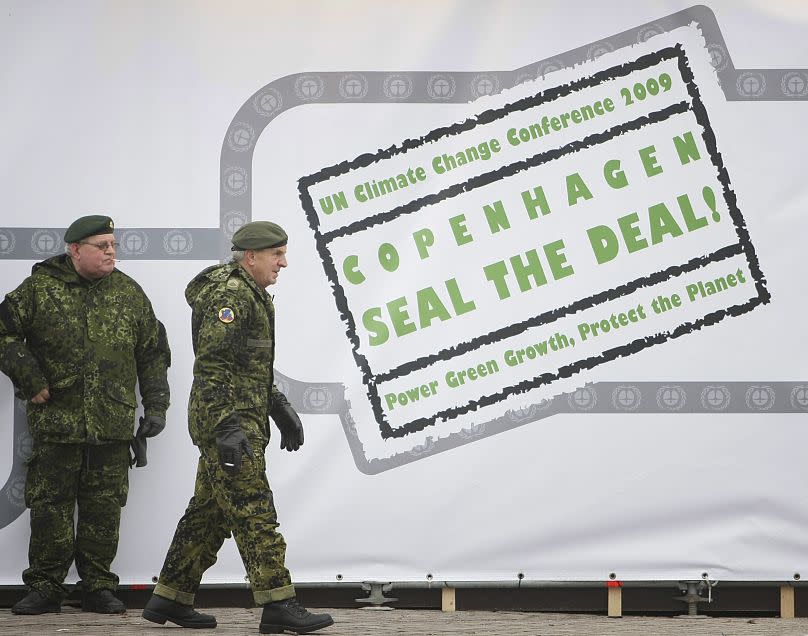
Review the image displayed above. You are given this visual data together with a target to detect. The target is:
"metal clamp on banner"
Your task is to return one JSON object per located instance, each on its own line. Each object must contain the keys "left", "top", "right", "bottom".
{"left": 355, "top": 581, "right": 397, "bottom": 609}
{"left": 675, "top": 575, "right": 718, "bottom": 618}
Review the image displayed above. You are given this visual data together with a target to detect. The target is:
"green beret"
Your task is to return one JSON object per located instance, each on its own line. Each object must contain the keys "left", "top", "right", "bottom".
{"left": 64, "top": 215, "right": 115, "bottom": 243}
{"left": 231, "top": 220, "right": 288, "bottom": 250}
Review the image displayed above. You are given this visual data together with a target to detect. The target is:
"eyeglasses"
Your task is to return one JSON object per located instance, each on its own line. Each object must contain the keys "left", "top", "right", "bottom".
{"left": 79, "top": 240, "right": 118, "bottom": 251}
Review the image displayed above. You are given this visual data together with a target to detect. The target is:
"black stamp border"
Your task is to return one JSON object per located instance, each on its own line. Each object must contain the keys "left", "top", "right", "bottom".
{"left": 298, "top": 44, "right": 769, "bottom": 439}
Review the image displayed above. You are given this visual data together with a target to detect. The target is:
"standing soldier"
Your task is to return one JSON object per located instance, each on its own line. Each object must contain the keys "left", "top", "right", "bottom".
{"left": 0, "top": 215, "right": 171, "bottom": 614}
{"left": 142, "top": 221, "right": 333, "bottom": 634}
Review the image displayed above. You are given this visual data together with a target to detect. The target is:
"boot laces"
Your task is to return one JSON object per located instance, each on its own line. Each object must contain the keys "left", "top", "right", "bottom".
{"left": 284, "top": 597, "right": 310, "bottom": 618}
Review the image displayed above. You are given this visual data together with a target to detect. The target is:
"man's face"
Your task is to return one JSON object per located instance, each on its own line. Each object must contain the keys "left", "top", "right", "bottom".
{"left": 249, "top": 245, "right": 288, "bottom": 288}
{"left": 70, "top": 232, "right": 117, "bottom": 279}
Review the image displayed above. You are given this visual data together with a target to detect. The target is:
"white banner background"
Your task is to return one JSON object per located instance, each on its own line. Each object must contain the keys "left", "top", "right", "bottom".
{"left": 0, "top": 0, "right": 806, "bottom": 585}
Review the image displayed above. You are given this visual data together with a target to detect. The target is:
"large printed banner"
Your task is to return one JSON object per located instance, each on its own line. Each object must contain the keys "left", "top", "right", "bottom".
{"left": 1, "top": 2, "right": 807, "bottom": 584}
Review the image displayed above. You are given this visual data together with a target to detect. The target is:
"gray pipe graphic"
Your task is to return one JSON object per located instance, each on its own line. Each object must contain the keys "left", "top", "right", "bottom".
{"left": 0, "top": 399, "right": 32, "bottom": 528}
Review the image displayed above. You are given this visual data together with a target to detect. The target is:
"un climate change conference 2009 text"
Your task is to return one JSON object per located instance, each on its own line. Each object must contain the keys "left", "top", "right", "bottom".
{"left": 317, "top": 71, "right": 673, "bottom": 212}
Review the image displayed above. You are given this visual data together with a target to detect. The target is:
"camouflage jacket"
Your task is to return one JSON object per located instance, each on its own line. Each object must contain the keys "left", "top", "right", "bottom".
{"left": 0, "top": 255, "right": 171, "bottom": 443}
{"left": 185, "top": 262, "right": 284, "bottom": 445}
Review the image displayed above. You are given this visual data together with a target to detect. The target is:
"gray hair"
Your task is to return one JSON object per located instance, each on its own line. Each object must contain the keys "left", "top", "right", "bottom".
{"left": 231, "top": 249, "right": 246, "bottom": 263}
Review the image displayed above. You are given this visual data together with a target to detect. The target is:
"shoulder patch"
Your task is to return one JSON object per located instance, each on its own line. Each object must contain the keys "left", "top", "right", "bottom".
{"left": 218, "top": 307, "right": 235, "bottom": 323}
{"left": 226, "top": 278, "right": 241, "bottom": 290}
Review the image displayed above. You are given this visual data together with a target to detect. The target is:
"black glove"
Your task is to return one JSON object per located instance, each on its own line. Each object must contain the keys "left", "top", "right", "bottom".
{"left": 270, "top": 399, "right": 304, "bottom": 452}
{"left": 136, "top": 414, "right": 166, "bottom": 438}
{"left": 130, "top": 435, "right": 148, "bottom": 468}
{"left": 214, "top": 414, "right": 255, "bottom": 475}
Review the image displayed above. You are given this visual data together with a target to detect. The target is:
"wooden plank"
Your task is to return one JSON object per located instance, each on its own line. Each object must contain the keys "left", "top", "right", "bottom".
{"left": 780, "top": 585, "right": 795, "bottom": 619}
{"left": 607, "top": 585, "right": 622, "bottom": 618}
{"left": 441, "top": 586, "right": 456, "bottom": 612}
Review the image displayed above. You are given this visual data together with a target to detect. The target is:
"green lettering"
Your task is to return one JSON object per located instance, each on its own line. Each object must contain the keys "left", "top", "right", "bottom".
{"left": 412, "top": 228, "right": 435, "bottom": 259}
{"left": 566, "top": 173, "right": 593, "bottom": 206}
{"left": 673, "top": 131, "right": 700, "bottom": 165}
{"left": 362, "top": 307, "right": 389, "bottom": 346}
{"left": 603, "top": 159, "right": 628, "bottom": 189}
{"left": 342, "top": 255, "right": 365, "bottom": 285}
{"left": 416, "top": 286, "right": 451, "bottom": 328}
{"left": 483, "top": 261, "right": 511, "bottom": 299}
{"left": 449, "top": 214, "right": 473, "bottom": 246}
{"left": 639, "top": 145, "right": 663, "bottom": 177}
{"left": 543, "top": 239, "right": 574, "bottom": 279}
{"left": 483, "top": 200, "right": 510, "bottom": 234}
{"left": 509, "top": 249, "right": 547, "bottom": 292}
{"left": 617, "top": 212, "right": 648, "bottom": 253}
{"left": 648, "top": 202, "right": 683, "bottom": 244}
{"left": 677, "top": 193, "right": 708, "bottom": 232}
{"left": 387, "top": 297, "right": 416, "bottom": 338}
{"left": 587, "top": 225, "right": 619, "bottom": 264}
{"left": 378, "top": 242, "right": 400, "bottom": 272}
{"left": 521, "top": 186, "right": 551, "bottom": 220}
{"left": 445, "top": 278, "right": 476, "bottom": 315}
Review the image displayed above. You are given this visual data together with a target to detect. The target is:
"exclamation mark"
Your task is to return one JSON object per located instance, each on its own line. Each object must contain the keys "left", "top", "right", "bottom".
{"left": 703, "top": 186, "right": 720, "bottom": 222}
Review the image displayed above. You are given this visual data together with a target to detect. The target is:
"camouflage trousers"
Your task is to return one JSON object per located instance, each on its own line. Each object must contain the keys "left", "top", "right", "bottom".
{"left": 23, "top": 441, "right": 130, "bottom": 601}
{"left": 154, "top": 435, "right": 294, "bottom": 606}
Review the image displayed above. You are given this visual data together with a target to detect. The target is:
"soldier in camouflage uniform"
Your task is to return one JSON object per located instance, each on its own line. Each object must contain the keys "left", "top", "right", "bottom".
{"left": 142, "top": 221, "right": 333, "bottom": 634}
{"left": 0, "top": 215, "right": 171, "bottom": 615}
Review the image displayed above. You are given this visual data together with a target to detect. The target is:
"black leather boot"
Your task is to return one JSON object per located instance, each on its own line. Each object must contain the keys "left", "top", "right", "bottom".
{"left": 142, "top": 594, "right": 218, "bottom": 628}
{"left": 11, "top": 589, "right": 61, "bottom": 615}
{"left": 82, "top": 588, "right": 127, "bottom": 614}
{"left": 259, "top": 597, "right": 333, "bottom": 634}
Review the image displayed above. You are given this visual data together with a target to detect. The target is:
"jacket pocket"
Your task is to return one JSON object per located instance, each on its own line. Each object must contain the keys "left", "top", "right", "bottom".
{"left": 105, "top": 382, "right": 137, "bottom": 408}
{"left": 51, "top": 374, "right": 79, "bottom": 390}
{"left": 234, "top": 386, "right": 268, "bottom": 411}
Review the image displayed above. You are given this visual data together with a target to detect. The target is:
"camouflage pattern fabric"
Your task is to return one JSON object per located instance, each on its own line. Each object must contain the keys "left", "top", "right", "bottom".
{"left": 185, "top": 262, "right": 284, "bottom": 444}
{"left": 23, "top": 441, "right": 130, "bottom": 600}
{"left": 155, "top": 262, "right": 295, "bottom": 606}
{"left": 0, "top": 254, "right": 171, "bottom": 443}
{"left": 154, "top": 436, "right": 294, "bottom": 605}
{"left": 0, "top": 254, "right": 170, "bottom": 596}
